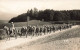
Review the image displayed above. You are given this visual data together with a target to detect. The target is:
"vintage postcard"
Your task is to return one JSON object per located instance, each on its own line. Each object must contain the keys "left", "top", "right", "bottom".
{"left": 0, "top": 0, "right": 80, "bottom": 50}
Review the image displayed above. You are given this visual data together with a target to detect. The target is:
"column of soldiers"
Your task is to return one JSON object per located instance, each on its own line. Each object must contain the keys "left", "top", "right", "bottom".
{"left": 3, "top": 22, "right": 73, "bottom": 40}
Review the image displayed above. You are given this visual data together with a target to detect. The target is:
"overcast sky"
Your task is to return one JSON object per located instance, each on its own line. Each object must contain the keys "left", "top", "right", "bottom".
{"left": 0, "top": 0, "right": 80, "bottom": 20}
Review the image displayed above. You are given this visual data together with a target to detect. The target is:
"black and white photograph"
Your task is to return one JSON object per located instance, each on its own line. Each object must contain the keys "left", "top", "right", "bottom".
{"left": 0, "top": 0, "right": 80, "bottom": 50}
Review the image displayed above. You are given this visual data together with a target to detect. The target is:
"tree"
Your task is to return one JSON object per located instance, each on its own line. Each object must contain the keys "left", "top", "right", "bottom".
{"left": 9, "top": 9, "right": 80, "bottom": 23}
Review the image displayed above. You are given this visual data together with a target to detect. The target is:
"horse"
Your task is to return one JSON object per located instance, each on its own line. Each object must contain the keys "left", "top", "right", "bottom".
{"left": 4, "top": 26, "right": 10, "bottom": 40}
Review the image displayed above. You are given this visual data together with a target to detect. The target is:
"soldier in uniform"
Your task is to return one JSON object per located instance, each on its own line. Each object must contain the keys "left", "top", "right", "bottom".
{"left": 31, "top": 26, "right": 36, "bottom": 37}
{"left": 10, "top": 22, "right": 15, "bottom": 37}
{"left": 21, "top": 26, "right": 25, "bottom": 36}
{"left": 36, "top": 25, "right": 40, "bottom": 36}
{"left": 14, "top": 28, "right": 18, "bottom": 39}
{"left": 40, "top": 26, "right": 43, "bottom": 35}
{"left": 25, "top": 27, "right": 28, "bottom": 38}
{"left": 52, "top": 25, "right": 55, "bottom": 32}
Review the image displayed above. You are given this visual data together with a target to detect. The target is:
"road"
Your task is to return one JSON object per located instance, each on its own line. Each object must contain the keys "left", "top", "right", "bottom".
{"left": 1, "top": 25, "right": 80, "bottom": 50}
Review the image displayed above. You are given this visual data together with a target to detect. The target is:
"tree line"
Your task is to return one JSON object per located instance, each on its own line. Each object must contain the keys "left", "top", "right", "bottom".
{"left": 9, "top": 8, "right": 80, "bottom": 23}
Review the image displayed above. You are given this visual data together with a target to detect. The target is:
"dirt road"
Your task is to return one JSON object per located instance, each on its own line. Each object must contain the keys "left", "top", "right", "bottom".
{"left": 4, "top": 25, "right": 80, "bottom": 50}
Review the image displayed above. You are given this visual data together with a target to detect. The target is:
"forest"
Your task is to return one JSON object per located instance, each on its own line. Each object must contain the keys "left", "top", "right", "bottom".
{"left": 9, "top": 8, "right": 80, "bottom": 23}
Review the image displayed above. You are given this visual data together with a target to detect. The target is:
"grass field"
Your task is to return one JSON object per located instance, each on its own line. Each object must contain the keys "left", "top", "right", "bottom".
{"left": 0, "top": 20, "right": 52, "bottom": 29}
{"left": 0, "top": 20, "right": 80, "bottom": 29}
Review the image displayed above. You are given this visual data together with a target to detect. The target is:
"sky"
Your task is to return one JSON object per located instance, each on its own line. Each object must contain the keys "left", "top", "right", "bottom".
{"left": 0, "top": 0, "right": 80, "bottom": 20}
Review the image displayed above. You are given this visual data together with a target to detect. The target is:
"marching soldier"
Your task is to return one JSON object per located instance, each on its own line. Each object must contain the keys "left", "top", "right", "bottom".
{"left": 25, "top": 27, "right": 28, "bottom": 38}
{"left": 36, "top": 25, "right": 40, "bottom": 36}
{"left": 32, "top": 26, "right": 36, "bottom": 37}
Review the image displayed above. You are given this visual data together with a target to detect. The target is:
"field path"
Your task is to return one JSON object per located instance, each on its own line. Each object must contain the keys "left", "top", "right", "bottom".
{"left": 0, "top": 25, "right": 79, "bottom": 50}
